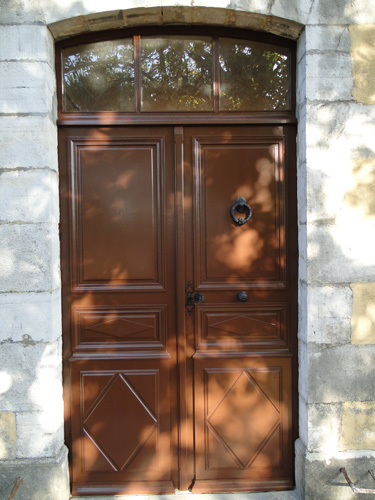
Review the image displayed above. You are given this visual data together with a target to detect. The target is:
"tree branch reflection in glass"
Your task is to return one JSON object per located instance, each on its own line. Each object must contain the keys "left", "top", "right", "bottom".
{"left": 62, "top": 39, "right": 135, "bottom": 112}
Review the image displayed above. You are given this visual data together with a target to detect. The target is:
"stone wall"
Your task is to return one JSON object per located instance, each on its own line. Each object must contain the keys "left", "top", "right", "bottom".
{"left": 0, "top": 1, "right": 375, "bottom": 499}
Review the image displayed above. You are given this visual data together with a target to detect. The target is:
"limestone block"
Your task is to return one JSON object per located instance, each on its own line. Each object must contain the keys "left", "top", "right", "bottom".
{"left": 0, "top": 0, "right": 45, "bottom": 24}
{"left": 294, "top": 439, "right": 306, "bottom": 500}
{"left": 271, "top": 0, "right": 311, "bottom": 25}
{"left": 350, "top": 25, "right": 375, "bottom": 105}
{"left": 341, "top": 401, "right": 375, "bottom": 450}
{"left": 306, "top": 25, "right": 350, "bottom": 53}
{"left": 0, "top": 412, "right": 16, "bottom": 460}
{"left": 0, "top": 26, "right": 53, "bottom": 62}
{"left": 351, "top": 282, "right": 375, "bottom": 344}
{"left": 302, "top": 447, "right": 375, "bottom": 500}
{"left": 305, "top": 53, "right": 353, "bottom": 101}
{"left": 0, "top": 224, "right": 60, "bottom": 293}
{"left": 306, "top": 76, "right": 353, "bottom": 102}
{"left": 16, "top": 412, "right": 64, "bottom": 458}
{"left": 308, "top": 344, "right": 375, "bottom": 403}
{"left": 0, "top": 291, "right": 61, "bottom": 343}
{"left": 306, "top": 166, "right": 343, "bottom": 222}
{"left": 299, "top": 339, "right": 308, "bottom": 401}
{"left": 305, "top": 103, "right": 375, "bottom": 220}
{"left": 0, "top": 341, "right": 63, "bottom": 413}
{"left": 297, "top": 159, "right": 307, "bottom": 224}
{"left": 297, "top": 54, "right": 306, "bottom": 92}
{"left": 308, "top": 0, "right": 375, "bottom": 24}
{"left": 298, "top": 281, "right": 308, "bottom": 340}
{"left": 308, "top": 286, "right": 352, "bottom": 344}
{"left": 0, "top": 61, "right": 55, "bottom": 114}
{"left": 299, "top": 396, "right": 308, "bottom": 448}
{"left": 306, "top": 102, "right": 375, "bottom": 155}
{"left": 308, "top": 403, "right": 341, "bottom": 453}
{"left": 344, "top": 157, "right": 375, "bottom": 220}
{"left": 0, "top": 447, "right": 69, "bottom": 500}
{"left": 0, "top": 170, "right": 59, "bottom": 223}
{"left": 297, "top": 27, "right": 306, "bottom": 63}
{"left": 47, "top": 5, "right": 303, "bottom": 41}
{"left": 307, "top": 222, "right": 375, "bottom": 283}
{"left": 0, "top": 116, "right": 57, "bottom": 170}
{"left": 298, "top": 225, "right": 307, "bottom": 277}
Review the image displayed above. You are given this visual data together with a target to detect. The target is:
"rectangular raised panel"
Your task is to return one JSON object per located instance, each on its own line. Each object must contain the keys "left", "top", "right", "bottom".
{"left": 196, "top": 304, "right": 287, "bottom": 350}
{"left": 193, "top": 135, "right": 286, "bottom": 289}
{"left": 69, "top": 137, "right": 166, "bottom": 291}
{"left": 194, "top": 357, "right": 292, "bottom": 487}
{"left": 71, "top": 359, "right": 172, "bottom": 485}
{"left": 72, "top": 306, "right": 166, "bottom": 351}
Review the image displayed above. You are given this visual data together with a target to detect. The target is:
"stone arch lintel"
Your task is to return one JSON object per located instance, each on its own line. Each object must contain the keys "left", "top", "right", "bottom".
{"left": 48, "top": 6, "right": 304, "bottom": 42}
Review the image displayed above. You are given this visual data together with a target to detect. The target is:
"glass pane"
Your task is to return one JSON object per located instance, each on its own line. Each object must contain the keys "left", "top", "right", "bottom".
{"left": 141, "top": 37, "right": 213, "bottom": 112}
{"left": 219, "top": 38, "right": 290, "bottom": 111}
{"left": 62, "top": 39, "right": 135, "bottom": 112}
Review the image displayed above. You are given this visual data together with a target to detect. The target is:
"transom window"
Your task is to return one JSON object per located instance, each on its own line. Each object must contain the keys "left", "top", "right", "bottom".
{"left": 60, "top": 32, "right": 292, "bottom": 114}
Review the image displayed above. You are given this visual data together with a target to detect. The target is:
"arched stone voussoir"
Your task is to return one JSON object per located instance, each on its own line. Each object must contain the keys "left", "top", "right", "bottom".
{"left": 48, "top": 6, "right": 304, "bottom": 42}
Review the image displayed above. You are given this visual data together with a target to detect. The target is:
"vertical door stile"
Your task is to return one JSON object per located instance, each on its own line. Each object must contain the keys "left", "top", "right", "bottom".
{"left": 174, "top": 126, "right": 194, "bottom": 490}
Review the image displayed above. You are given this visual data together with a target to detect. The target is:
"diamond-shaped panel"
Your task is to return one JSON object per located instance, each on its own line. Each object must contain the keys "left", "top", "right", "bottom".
{"left": 84, "top": 374, "right": 156, "bottom": 470}
{"left": 209, "top": 315, "right": 276, "bottom": 336}
{"left": 208, "top": 371, "right": 280, "bottom": 467}
{"left": 85, "top": 317, "right": 155, "bottom": 339}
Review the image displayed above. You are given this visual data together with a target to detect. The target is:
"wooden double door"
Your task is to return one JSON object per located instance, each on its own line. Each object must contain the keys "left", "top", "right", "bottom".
{"left": 59, "top": 124, "right": 297, "bottom": 496}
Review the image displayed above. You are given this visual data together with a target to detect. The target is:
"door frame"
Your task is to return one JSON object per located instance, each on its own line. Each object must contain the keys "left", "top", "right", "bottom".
{"left": 56, "top": 27, "right": 299, "bottom": 494}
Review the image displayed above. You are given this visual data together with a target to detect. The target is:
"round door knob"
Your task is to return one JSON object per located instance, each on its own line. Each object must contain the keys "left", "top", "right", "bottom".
{"left": 194, "top": 293, "right": 204, "bottom": 303}
{"left": 237, "top": 291, "right": 248, "bottom": 302}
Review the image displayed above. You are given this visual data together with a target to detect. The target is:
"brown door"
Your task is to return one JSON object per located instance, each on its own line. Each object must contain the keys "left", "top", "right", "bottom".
{"left": 59, "top": 124, "right": 297, "bottom": 496}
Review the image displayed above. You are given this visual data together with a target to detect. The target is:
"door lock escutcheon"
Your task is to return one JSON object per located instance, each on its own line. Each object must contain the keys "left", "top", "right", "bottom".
{"left": 185, "top": 281, "right": 204, "bottom": 315}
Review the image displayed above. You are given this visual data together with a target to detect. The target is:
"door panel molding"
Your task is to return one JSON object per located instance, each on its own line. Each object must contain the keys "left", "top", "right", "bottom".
{"left": 68, "top": 137, "right": 167, "bottom": 292}
{"left": 191, "top": 133, "right": 287, "bottom": 290}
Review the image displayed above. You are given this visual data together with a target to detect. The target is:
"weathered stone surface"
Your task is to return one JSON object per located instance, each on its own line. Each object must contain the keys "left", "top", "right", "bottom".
{"left": 0, "top": 224, "right": 60, "bottom": 293}
{"left": 16, "top": 411, "right": 64, "bottom": 458}
{"left": 0, "top": 341, "right": 63, "bottom": 413}
{"left": 308, "top": 0, "right": 375, "bottom": 24}
{"left": 0, "top": 116, "right": 57, "bottom": 170}
{"left": 271, "top": 0, "right": 310, "bottom": 25}
{"left": 304, "top": 449, "right": 375, "bottom": 500}
{"left": 306, "top": 102, "right": 375, "bottom": 157}
{"left": 0, "top": 0, "right": 45, "bottom": 24}
{"left": 345, "top": 157, "right": 375, "bottom": 220}
{"left": 306, "top": 25, "right": 350, "bottom": 53}
{"left": 0, "top": 61, "right": 55, "bottom": 114}
{"left": 47, "top": 5, "right": 303, "bottom": 41}
{"left": 307, "top": 222, "right": 375, "bottom": 284}
{"left": 299, "top": 339, "right": 308, "bottom": 401}
{"left": 308, "top": 286, "right": 352, "bottom": 344}
{"left": 308, "top": 344, "right": 375, "bottom": 403}
{"left": 306, "top": 76, "right": 353, "bottom": 102}
{"left": 341, "top": 401, "right": 375, "bottom": 450}
{"left": 351, "top": 282, "right": 375, "bottom": 344}
{"left": 351, "top": 24, "right": 375, "bottom": 105}
{"left": 306, "top": 154, "right": 375, "bottom": 226}
{"left": 0, "top": 412, "right": 16, "bottom": 460}
{"left": 0, "top": 447, "right": 69, "bottom": 500}
{"left": 0, "top": 170, "right": 59, "bottom": 223}
{"left": 298, "top": 280, "right": 308, "bottom": 340}
{"left": 299, "top": 397, "right": 308, "bottom": 448}
{"left": 0, "top": 25, "right": 53, "bottom": 62}
{"left": 308, "top": 403, "right": 341, "bottom": 453}
{"left": 305, "top": 53, "right": 353, "bottom": 102}
{"left": 0, "top": 291, "right": 61, "bottom": 343}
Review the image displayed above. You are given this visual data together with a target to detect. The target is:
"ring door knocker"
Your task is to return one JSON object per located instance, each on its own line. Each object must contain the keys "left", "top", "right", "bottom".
{"left": 230, "top": 197, "right": 252, "bottom": 226}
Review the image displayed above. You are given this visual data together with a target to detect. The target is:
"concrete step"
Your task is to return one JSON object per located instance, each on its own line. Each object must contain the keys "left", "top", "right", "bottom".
{"left": 70, "top": 491, "right": 301, "bottom": 500}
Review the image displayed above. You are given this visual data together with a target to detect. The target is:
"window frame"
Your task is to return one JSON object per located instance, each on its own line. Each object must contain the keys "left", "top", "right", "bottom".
{"left": 56, "top": 26, "right": 296, "bottom": 125}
